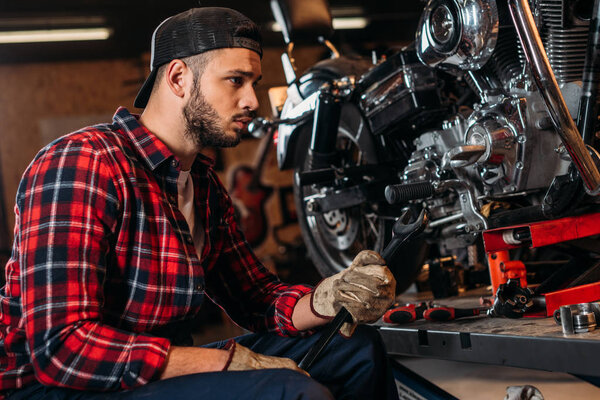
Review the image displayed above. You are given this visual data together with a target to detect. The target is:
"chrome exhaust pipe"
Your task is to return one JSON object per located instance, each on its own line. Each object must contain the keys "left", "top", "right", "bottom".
{"left": 508, "top": 0, "right": 600, "bottom": 195}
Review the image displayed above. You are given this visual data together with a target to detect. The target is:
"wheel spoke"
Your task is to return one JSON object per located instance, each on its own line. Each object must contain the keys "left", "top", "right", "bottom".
{"left": 365, "top": 213, "right": 379, "bottom": 238}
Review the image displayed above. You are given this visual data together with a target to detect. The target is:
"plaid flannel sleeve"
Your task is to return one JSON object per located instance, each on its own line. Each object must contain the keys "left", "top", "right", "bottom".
{"left": 203, "top": 173, "right": 313, "bottom": 336}
{"left": 17, "top": 136, "right": 169, "bottom": 391}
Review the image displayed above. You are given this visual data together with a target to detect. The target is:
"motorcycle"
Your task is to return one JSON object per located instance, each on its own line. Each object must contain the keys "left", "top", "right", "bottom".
{"left": 265, "top": 0, "right": 600, "bottom": 294}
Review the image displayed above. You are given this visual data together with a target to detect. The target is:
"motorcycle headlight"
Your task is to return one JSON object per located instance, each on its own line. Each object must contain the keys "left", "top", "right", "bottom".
{"left": 416, "top": 0, "right": 498, "bottom": 71}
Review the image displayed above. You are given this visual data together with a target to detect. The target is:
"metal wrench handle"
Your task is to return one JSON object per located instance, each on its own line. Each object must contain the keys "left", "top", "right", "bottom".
{"left": 297, "top": 307, "right": 352, "bottom": 370}
{"left": 298, "top": 209, "right": 429, "bottom": 371}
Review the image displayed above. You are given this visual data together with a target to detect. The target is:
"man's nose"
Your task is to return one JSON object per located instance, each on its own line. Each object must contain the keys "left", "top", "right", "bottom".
{"left": 240, "top": 86, "right": 259, "bottom": 111}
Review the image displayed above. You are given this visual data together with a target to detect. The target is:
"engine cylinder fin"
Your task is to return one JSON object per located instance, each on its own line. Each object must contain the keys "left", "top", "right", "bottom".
{"left": 488, "top": 0, "right": 590, "bottom": 85}
{"left": 537, "top": 0, "right": 590, "bottom": 83}
{"left": 489, "top": 25, "right": 525, "bottom": 85}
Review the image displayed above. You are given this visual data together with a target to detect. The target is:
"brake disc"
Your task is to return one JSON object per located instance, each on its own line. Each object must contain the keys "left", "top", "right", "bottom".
{"left": 315, "top": 208, "right": 359, "bottom": 251}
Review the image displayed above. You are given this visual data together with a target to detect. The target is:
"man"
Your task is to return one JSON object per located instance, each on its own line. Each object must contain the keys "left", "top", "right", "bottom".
{"left": 0, "top": 7, "right": 398, "bottom": 399}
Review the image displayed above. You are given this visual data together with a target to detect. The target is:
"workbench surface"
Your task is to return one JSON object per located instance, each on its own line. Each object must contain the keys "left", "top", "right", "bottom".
{"left": 376, "top": 289, "right": 600, "bottom": 377}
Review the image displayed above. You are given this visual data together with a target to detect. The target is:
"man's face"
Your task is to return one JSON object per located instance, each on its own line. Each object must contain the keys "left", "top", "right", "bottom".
{"left": 183, "top": 48, "right": 261, "bottom": 148}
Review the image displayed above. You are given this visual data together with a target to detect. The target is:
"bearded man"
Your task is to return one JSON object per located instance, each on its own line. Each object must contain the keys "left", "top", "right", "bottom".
{"left": 0, "top": 8, "right": 398, "bottom": 399}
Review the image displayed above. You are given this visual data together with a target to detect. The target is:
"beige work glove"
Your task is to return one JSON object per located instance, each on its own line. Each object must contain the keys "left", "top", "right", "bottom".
{"left": 311, "top": 250, "right": 396, "bottom": 337}
{"left": 223, "top": 340, "right": 308, "bottom": 376}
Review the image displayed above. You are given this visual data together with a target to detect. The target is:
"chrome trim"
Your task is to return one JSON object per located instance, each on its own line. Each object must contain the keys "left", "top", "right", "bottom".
{"left": 508, "top": 0, "right": 600, "bottom": 195}
{"left": 416, "top": 0, "right": 499, "bottom": 71}
{"left": 433, "top": 179, "right": 488, "bottom": 231}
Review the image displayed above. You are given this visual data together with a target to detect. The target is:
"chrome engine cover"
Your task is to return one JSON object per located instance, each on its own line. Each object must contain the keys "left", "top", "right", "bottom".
{"left": 406, "top": 89, "right": 575, "bottom": 188}
{"left": 404, "top": 0, "right": 589, "bottom": 245}
{"left": 402, "top": 87, "right": 577, "bottom": 244}
{"left": 463, "top": 91, "right": 570, "bottom": 196}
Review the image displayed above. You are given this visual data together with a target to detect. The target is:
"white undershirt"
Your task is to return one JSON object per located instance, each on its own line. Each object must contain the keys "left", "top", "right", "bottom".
{"left": 177, "top": 170, "right": 204, "bottom": 258}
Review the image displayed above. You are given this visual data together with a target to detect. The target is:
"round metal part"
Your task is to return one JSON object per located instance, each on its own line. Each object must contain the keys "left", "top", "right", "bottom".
{"left": 573, "top": 311, "right": 596, "bottom": 333}
{"left": 323, "top": 209, "right": 348, "bottom": 234}
{"left": 430, "top": 4, "right": 456, "bottom": 45}
{"left": 315, "top": 207, "right": 358, "bottom": 251}
{"left": 466, "top": 117, "right": 517, "bottom": 167}
{"left": 416, "top": 0, "right": 499, "bottom": 71}
{"left": 464, "top": 112, "right": 520, "bottom": 190}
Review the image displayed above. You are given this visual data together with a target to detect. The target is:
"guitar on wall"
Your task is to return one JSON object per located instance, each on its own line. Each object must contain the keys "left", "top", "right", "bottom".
{"left": 228, "top": 126, "right": 275, "bottom": 248}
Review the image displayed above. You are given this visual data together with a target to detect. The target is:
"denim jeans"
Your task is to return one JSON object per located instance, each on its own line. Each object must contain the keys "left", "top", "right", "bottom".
{"left": 7, "top": 325, "right": 398, "bottom": 400}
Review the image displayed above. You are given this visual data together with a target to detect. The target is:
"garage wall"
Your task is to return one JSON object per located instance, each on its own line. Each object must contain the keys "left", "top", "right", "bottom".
{"left": 0, "top": 46, "right": 323, "bottom": 246}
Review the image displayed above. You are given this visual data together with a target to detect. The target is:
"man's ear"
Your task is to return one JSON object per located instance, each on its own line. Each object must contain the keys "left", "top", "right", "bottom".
{"left": 164, "top": 59, "right": 192, "bottom": 100}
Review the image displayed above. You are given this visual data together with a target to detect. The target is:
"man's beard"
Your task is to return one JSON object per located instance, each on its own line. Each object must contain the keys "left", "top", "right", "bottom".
{"left": 182, "top": 84, "right": 255, "bottom": 148}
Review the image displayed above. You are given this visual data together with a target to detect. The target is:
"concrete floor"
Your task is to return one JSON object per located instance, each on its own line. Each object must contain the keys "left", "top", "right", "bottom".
{"left": 396, "top": 357, "right": 600, "bottom": 399}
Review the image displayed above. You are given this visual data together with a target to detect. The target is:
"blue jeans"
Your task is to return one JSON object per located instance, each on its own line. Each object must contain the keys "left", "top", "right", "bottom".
{"left": 7, "top": 325, "right": 398, "bottom": 399}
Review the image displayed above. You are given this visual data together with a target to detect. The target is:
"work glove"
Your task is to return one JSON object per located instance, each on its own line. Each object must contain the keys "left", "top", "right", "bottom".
{"left": 223, "top": 339, "right": 308, "bottom": 376}
{"left": 311, "top": 250, "right": 396, "bottom": 337}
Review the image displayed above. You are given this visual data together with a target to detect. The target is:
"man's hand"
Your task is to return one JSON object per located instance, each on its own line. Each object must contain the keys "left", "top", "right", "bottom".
{"left": 225, "top": 340, "right": 308, "bottom": 376}
{"left": 311, "top": 250, "right": 396, "bottom": 336}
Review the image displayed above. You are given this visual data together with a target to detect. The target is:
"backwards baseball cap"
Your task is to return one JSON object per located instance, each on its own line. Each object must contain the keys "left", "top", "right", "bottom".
{"left": 134, "top": 7, "right": 262, "bottom": 108}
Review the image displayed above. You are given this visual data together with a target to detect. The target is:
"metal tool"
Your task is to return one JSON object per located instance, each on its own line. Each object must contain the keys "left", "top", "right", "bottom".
{"left": 298, "top": 208, "right": 429, "bottom": 371}
{"left": 554, "top": 302, "right": 600, "bottom": 334}
{"left": 488, "top": 279, "right": 534, "bottom": 318}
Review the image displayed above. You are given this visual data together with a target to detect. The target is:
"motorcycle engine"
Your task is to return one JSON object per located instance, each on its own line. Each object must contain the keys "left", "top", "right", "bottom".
{"left": 403, "top": 0, "right": 590, "bottom": 248}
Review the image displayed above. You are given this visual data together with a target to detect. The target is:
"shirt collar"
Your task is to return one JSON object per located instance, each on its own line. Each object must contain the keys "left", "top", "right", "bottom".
{"left": 112, "top": 107, "right": 216, "bottom": 172}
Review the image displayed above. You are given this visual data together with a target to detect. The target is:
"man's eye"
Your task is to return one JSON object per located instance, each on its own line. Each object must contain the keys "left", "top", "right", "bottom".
{"left": 229, "top": 77, "right": 243, "bottom": 85}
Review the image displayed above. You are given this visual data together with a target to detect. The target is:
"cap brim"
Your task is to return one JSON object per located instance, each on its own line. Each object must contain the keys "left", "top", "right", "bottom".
{"left": 134, "top": 68, "right": 158, "bottom": 108}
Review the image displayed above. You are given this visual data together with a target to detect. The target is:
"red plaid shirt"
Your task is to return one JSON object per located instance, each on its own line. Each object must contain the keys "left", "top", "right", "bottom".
{"left": 0, "top": 107, "right": 312, "bottom": 394}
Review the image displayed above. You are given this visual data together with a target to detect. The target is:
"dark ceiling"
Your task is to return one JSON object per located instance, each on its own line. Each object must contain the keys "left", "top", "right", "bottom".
{"left": 0, "top": 0, "right": 426, "bottom": 63}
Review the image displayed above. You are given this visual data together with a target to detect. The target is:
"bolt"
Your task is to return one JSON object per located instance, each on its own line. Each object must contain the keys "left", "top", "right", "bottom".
{"left": 306, "top": 199, "right": 319, "bottom": 213}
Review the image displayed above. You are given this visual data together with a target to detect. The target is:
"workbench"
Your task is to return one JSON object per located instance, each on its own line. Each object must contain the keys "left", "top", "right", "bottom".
{"left": 376, "top": 289, "right": 600, "bottom": 378}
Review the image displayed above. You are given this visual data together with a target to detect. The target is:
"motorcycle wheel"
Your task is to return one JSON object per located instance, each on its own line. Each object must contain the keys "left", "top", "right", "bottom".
{"left": 292, "top": 104, "right": 428, "bottom": 293}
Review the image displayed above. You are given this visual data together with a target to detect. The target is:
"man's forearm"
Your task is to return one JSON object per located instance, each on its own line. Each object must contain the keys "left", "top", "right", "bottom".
{"left": 291, "top": 293, "right": 331, "bottom": 331}
{"left": 160, "top": 294, "right": 328, "bottom": 380}
{"left": 159, "top": 346, "right": 230, "bottom": 380}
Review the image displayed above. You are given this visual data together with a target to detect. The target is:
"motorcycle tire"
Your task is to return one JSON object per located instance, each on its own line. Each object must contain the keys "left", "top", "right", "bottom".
{"left": 291, "top": 103, "right": 428, "bottom": 294}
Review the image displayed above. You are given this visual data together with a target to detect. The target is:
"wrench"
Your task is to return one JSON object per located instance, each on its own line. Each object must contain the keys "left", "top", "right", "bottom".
{"left": 298, "top": 208, "right": 429, "bottom": 370}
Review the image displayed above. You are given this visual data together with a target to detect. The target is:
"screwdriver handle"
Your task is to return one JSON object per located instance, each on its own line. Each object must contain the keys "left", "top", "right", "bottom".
{"left": 383, "top": 303, "right": 426, "bottom": 324}
{"left": 423, "top": 307, "right": 480, "bottom": 321}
